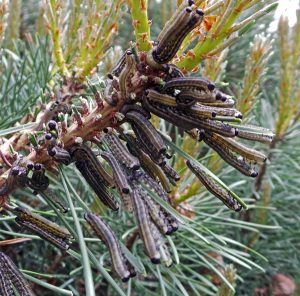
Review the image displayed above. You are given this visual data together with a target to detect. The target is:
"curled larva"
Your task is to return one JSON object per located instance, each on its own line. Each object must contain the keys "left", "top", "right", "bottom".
{"left": 104, "top": 128, "right": 140, "bottom": 170}
{"left": 101, "top": 151, "right": 131, "bottom": 194}
{"left": 130, "top": 187, "right": 160, "bottom": 263}
{"left": 186, "top": 160, "right": 242, "bottom": 212}
{"left": 150, "top": 8, "right": 204, "bottom": 65}
{"left": 163, "top": 64, "right": 185, "bottom": 81}
{"left": 0, "top": 252, "right": 35, "bottom": 296}
{"left": 125, "top": 110, "right": 166, "bottom": 157}
{"left": 84, "top": 212, "right": 134, "bottom": 282}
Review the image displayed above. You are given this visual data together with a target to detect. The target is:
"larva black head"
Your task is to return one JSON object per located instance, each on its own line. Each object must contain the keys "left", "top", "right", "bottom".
{"left": 48, "top": 148, "right": 56, "bottom": 157}
{"left": 34, "top": 163, "right": 42, "bottom": 171}
{"left": 186, "top": 7, "right": 192, "bottom": 13}
{"left": 121, "top": 276, "right": 130, "bottom": 283}
{"left": 207, "top": 83, "right": 215, "bottom": 91}
{"left": 122, "top": 188, "right": 130, "bottom": 194}
{"left": 251, "top": 171, "right": 258, "bottom": 178}
{"left": 188, "top": 0, "right": 194, "bottom": 6}
{"left": 151, "top": 257, "right": 161, "bottom": 264}
{"left": 47, "top": 120, "right": 58, "bottom": 131}
{"left": 196, "top": 9, "right": 205, "bottom": 16}
{"left": 212, "top": 111, "right": 217, "bottom": 118}
{"left": 26, "top": 162, "right": 34, "bottom": 170}
{"left": 216, "top": 92, "right": 223, "bottom": 101}
{"left": 236, "top": 113, "right": 243, "bottom": 119}
{"left": 11, "top": 167, "right": 20, "bottom": 176}
{"left": 234, "top": 203, "right": 243, "bottom": 212}
{"left": 234, "top": 129, "right": 239, "bottom": 136}
{"left": 45, "top": 133, "right": 53, "bottom": 140}
{"left": 132, "top": 164, "right": 140, "bottom": 171}
{"left": 130, "top": 271, "right": 137, "bottom": 278}
{"left": 107, "top": 73, "right": 113, "bottom": 80}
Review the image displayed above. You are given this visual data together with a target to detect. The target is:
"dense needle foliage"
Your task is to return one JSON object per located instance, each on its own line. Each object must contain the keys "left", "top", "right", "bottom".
{"left": 0, "top": 1, "right": 299, "bottom": 295}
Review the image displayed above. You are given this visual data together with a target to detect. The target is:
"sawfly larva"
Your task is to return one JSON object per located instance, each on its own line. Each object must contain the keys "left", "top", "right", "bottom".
{"left": 208, "top": 133, "right": 267, "bottom": 164}
{"left": 202, "top": 132, "right": 258, "bottom": 177}
{"left": 0, "top": 252, "right": 35, "bottom": 296}
{"left": 74, "top": 159, "right": 119, "bottom": 211}
{"left": 150, "top": 8, "right": 204, "bottom": 64}
{"left": 187, "top": 104, "right": 242, "bottom": 120}
{"left": 47, "top": 147, "right": 71, "bottom": 165}
{"left": 234, "top": 124, "right": 274, "bottom": 143}
{"left": 84, "top": 212, "right": 135, "bottom": 282}
{"left": 15, "top": 218, "right": 70, "bottom": 250}
{"left": 13, "top": 207, "right": 71, "bottom": 240}
{"left": 161, "top": 77, "right": 215, "bottom": 94}
{"left": 127, "top": 140, "right": 171, "bottom": 193}
{"left": 104, "top": 128, "right": 140, "bottom": 170}
{"left": 186, "top": 160, "right": 242, "bottom": 212}
{"left": 119, "top": 50, "right": 137, "bottom": 99}
{"left": 101, "top": 151, "right": 131, "bottom": 194}
{"left": 130, "top": 187, "right": 160, "bottom": 263}
{"left": 145, "top": 89, "right": 177, "bottom": 107}
{"left": 125, "top": 110, "right": 166, "bottom": 156}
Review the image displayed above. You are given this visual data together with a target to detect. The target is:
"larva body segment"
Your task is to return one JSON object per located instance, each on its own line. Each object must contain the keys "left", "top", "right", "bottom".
{"left": 109, "top": 51, "right": 127, "bottom": 78}
{"left": 235, "top": 124, "right": 274, "bottom": 143}
{"left": 208, "top": 133, "right": 267, "bottom": 164}
{"left": 145, "top": 89, "right": 177, "bottom": 107}
{"left": 130, "top": 187, "right": 160, "bottom": 263}
{"left": 127, "top": 140, "right": 171, "bottom": 193}
{"left": 104, "top": 129, "right": 140, "bottom": 170}
{"left": 188, "top": 104, "right": 242, "bottom": 120}
{"left": 84, "top": 212, "right": 133, "bottom": 282}
{"left": 143, "top": 98, "right": 237, "bottom": 137}
{"left": 163, "top": 64, "right": 185, "bottom": 81}
{"left": 161, "top": 163, "right": 181, "bottom": 182}
{"left": 186, "top": 160, "right": 242, "bottom": 212}
{"left": 119, "top": 50, "right": 136, "bottom": 99}
{"left": 161, "top": 77, "right": 215, "bottom": 95}
{"left": 74, "top": 159, "right": 119, "bottom": 211}
{"left": 0, "top": 269, "right": 14, "bottom": 296}
{"left": 131, "top": 171, "right": 178, "bottom": 234}
{"left": 202, "top": 132, "right": 258, "bottom": 177}
{"left": 13, "top": 207, "right": 71, "bottom": 239}
{"left": 125, "top": 110, "right": 166, "bottom": 158}
{"left": 101, "top": 151, "right": 131, "bottom": 194}
{"left": 43, "top": 188, "right": 68, "bottom": 213}
{"left": 201, "top": 97, "right": 236, "bottom": 108}
{"left": 0, "top": 252, "right": 35, "bottom": 296}
{"left": 48, "top": 147, "right": 71, "bottom": 165}
{"left": 151, "top": 8, "right": 204, "bottom": 64}
{"left": 138, "top": 186, "right": 170, "bottom": 235}
{"left": 16, "top": 218, "right": 70, "bottom": 250}
{"left": 120, "top": 103, "right": 151, "bottom": 120}
{"left": 69, "top": 144, "right": 114, "bottom": 188}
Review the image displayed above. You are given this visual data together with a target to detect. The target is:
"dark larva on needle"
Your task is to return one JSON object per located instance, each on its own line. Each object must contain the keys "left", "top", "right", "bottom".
{"left": 101, "top": 151, "right": 131, "bottom": 194}
{"left": 130, "top": 187, "right": 160, "bottom": 263}
{"left": 84, "top": 212, "right": 134, "bottom": 282}
{"left": 186, "top": 160, "right": 242, "bottom": 212}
